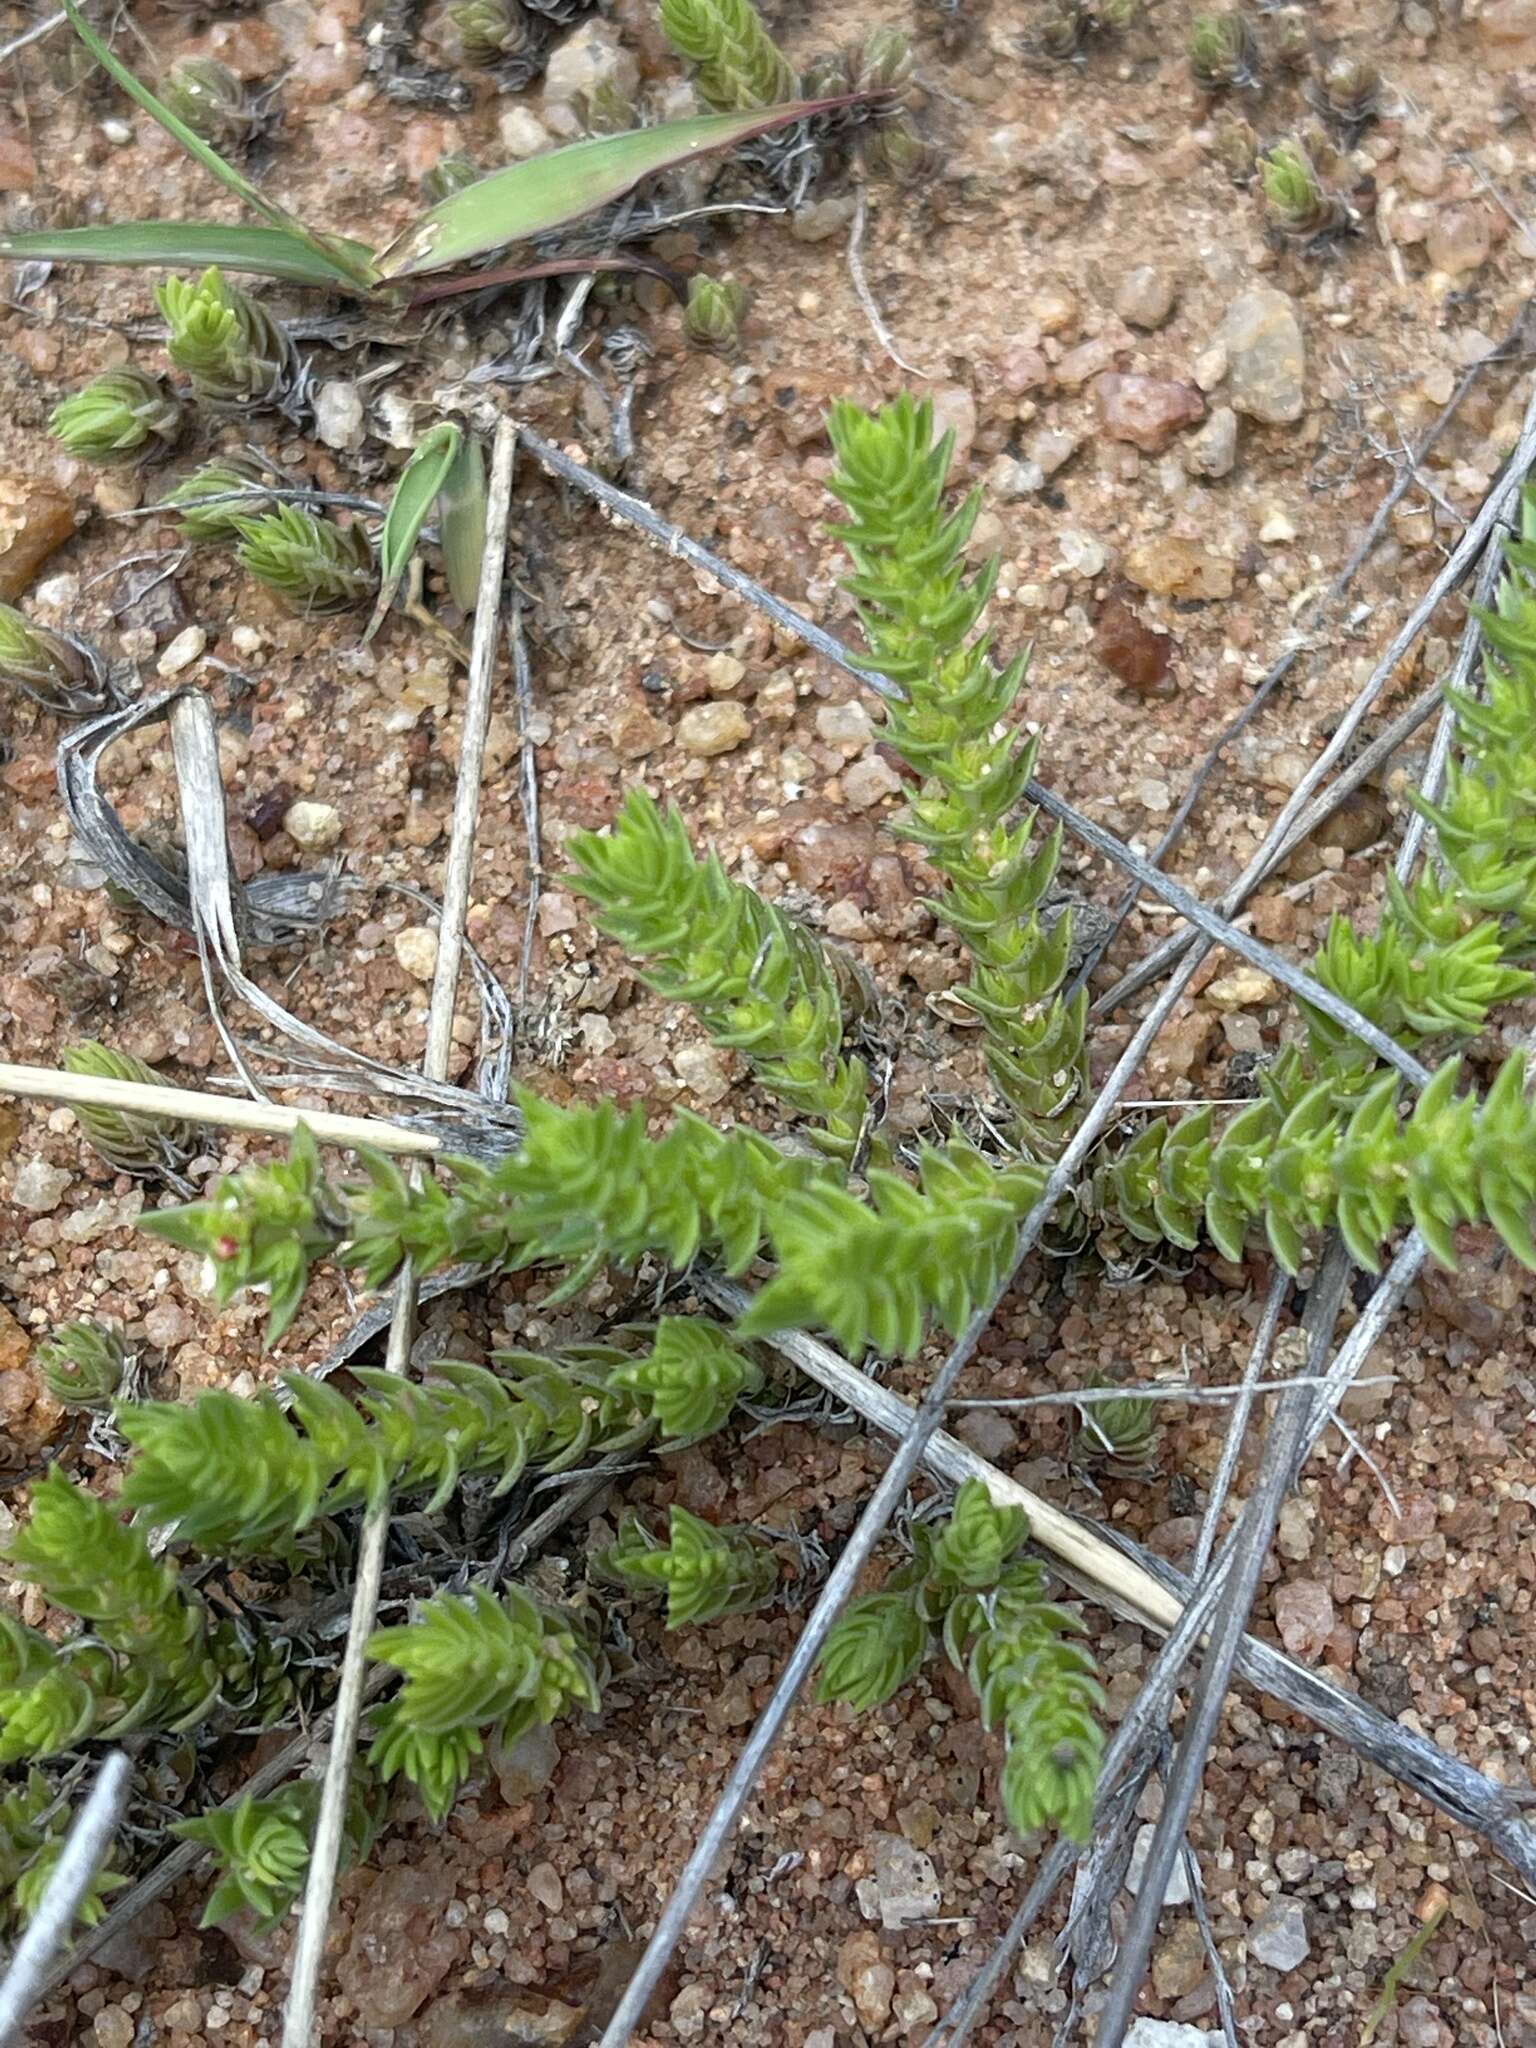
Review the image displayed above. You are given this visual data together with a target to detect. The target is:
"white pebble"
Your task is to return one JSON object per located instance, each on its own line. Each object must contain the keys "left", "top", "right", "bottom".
{"left": 394, "top": 925, "right": 438, "bottom": 982}
{"left": 282, "top": 799, "right": 342, "bottom": 851}
{"left": 157, "top": 625, "right": 208, "bottom": 677}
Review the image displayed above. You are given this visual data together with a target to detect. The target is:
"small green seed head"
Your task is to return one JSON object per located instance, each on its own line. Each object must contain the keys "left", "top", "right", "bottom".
{"left": 48, "top": 368, "right": 182, "bottom": 464}
{"left": 158, "top": 457, "right": 275, "bottom": 543}
{"left": 855, "top": 26, "right": 915, "bottom": 94}
{"left": 60, "top": 1040, "right": 201, "bottom": 1177}
{"left": 33, "top": 1321, "right": 127, "bottom": 1410}
{"left": 449, "top": 0, "right": 532, "bottom": 66}
{"left": 683, "top": 275, "right": 750, "bottom": 353}
{"left": 234, "top": 505, "right": 376, "bottom": 613}
{"left": 1189, "top": 9, "right": 1258, "bottom": 88}
{"left": 160, "top": 57, "right": 254, "bottom": 146}
{"left": 420, "top": 151, "right": 482, "bottom": 204}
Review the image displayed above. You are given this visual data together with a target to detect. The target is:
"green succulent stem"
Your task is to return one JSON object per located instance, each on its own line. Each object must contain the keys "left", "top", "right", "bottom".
{"left": 173, "top": 1778, "right": 380, "bottom": 1929}
{"left": 235, "top": 504, "right": 376, "bottom": 613}
{"left": 825, "top": 394, "right": 1088, "bottom": 1161}
{"left": 659, "top": 0, "right": 795, "bottom": 111}
{"left": 600, "top": 1504, "right": 778, "bottom": 1626}
{"left": 49, "top": 367, "right": 183, "bottom": 463}
{"left": 683, "top": 274, "right": 750, "bottom": 351}
{"left": 61, "top": 1039, "right": 202, "bottom": 1180}
{"left": 33, "top": 1321, "right": 127, "bottom": 1410}
{"left": 159, "top": 457, "right": 275, "bottom": 541}
{"left": 157, "top": 266, "right": 296, "bottom": 409}
{"left": 567, "top": 788, "right": 873, "bottom": 1164}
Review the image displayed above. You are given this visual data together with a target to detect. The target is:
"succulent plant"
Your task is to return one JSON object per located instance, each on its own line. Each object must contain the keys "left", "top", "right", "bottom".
{"left": 160, "top": 57, "right": 256, "bottom": 147}
{"left": 683, "top": 274, "right": 750, "bottom": 352}
{"left": 156, "top": 266, "right": 296, "bottom": 411}
{"left": 1189, "top": 10, "right": 1260, "bottom": 89}
{"left": 1209, "top": 114, "right": 1259, "bottom": 182}
{"left": 234, "top": 506, "right": 376, "bottom": 612}
{"left": 449, "top": 0, "right": 536, "bottom": 68}
{"left": 0, "top": 606, "right": 112, "bottom": 716}
{"left": 60, "top": 1040, "right": 203, "bottom": 1180}
{"left": 48, "top": 367, "right": 183, "bottom": 464}
{"left": 32, "top": 1321, "right": 127, "bottom": 1410}
{"left": 862, "top": 113, "right": 933, "bottom": 183}
{"left": 1319, "top": 51, "right": 1382, "bottom": 129}
{"left": 1032, "top": 1, "right": 1089, "bottom": 59}
{"left": 158, "top": 457, "right": 275, "bottom": 542}
{"left": 854, "top": 25, "right": 915, "bottom": 94}
{"left": 600, "top": 1505, "right": 779, "bottom": 1627}
{"left": 1260, "top": 138, "right": 1346, "bottom": 239}
{"left": 1266, "top": 6, "right": 1312, "bottom": 70}
{"left": 1071, "top": 1391, "right": 1161, "bottom": 1475}
{"left": 659, "top": 0, "right": 796, "bottom": 112}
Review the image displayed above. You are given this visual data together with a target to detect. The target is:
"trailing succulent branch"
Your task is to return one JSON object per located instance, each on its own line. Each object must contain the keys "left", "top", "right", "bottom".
{"left": 658, "top": 0, "right": 795, "bottom": 112}
{"left": 825, "top": 395, "right": 1090, "bottom": 1161}
{"left": 567, "top": 787, "right": 874, "bottom": 1164}
{"left": 173, "top": 1777, "right": 382, "bottom": 1929}
{"left": 599, "top": 1504, "right": 778, "bottom": 1626}
{"left": 1, "top": 1771, "right": 124, "bottom": 1936}
{"left": 366, "top": 1583, "right": 605, "bottom": 1822}
{"left": 817, "top": 1481, "right": 1104, "bottom": 1842}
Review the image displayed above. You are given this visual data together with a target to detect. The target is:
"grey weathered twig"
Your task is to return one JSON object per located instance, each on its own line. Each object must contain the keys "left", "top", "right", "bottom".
{"left": 0, "top": 1753, "right": 129, "bottom": 2047}
{"left": 280, "top": 419, "right": 519, "bottom": 2048}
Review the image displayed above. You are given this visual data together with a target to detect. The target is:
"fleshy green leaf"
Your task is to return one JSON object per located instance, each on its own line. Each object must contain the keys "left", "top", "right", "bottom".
{"left": 439, "top": 431, "right": 488, "bottom": 613}
{"left": 0, "top": 223, "right": 377, "bottom": 288}
{"left": 366, "top": 421, "right": 463, "bottom": 643}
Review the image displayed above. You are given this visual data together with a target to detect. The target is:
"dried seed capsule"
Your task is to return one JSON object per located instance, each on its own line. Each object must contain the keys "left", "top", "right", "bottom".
{"left": 1320, "top": 51, "right": 1382, "bottom": 128}
{"left": 1209, "top": 114, "right": 1259, "bottom": 182}
{"left": 160, "top": 57, "right": 256, "bottom": 148}
{"left": 419, "top": 150, "right": 481, "bottom": 204}
{"left": 235, "top": 506, "right": 377, "bottom": 613}
{"left": 0, "top": 606, "right": 113, "bottom": 716}
{"left": 48, "top": 368, "right": 183, "bottom": 464}
{"left": 1189, "top": 9, "right": 1259, "bottom": 88}
{"left": 683, "top": 275, "right": 750, "bottom": 352}
{"left": 158, "top": 458, "right": 276, "bottom": 542}
{"left": 156, "top": 267, "right": 297, "bottom": 412}
{"left": 33, "top": 1321, "right": 127, "bottom": 1410}
{"left": 60, "top": 1040, "right": 202, "bottom": 1180}
{"left": 448, "top": 0, "right": 534, "bottom": 66}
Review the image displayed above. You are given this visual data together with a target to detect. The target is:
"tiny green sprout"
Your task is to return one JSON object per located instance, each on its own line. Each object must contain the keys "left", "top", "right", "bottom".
{"left": 1040, "top": 2, "right": 1090, "bottom": 58}
{"left": 13, "top": 1838, "right": 127, "bottom": 1932}
{"left": 60, "top": 1040, "right": 203, "bottom": 1180}
{"left": 855, "top": 26, "right": 915, "bottom": 94}
{"left": 0, "top": 606, "right": 110, "bottom": 716}
{"left": 159, "top": 57, "right": 255, "bottom": 149}
{"left": 600, "top": 1505, "right": 779, "bottom": 1627}
{"left": 1071, "top": 1390, "right": 1160, "bottom": 1476}
{"left": 797, "top": 49, "right": 851, "bottom": 99}
{"left": 420, "top": 150, "right": 482, "bottom": 205}
{"left": 235, "top": 505, "right": 376, "bottom": 613}
{"left": 1094, "top": 0, "right": 1140, "bottom": 29}
{"left": 48, "top": 367, "right": 183, "bottom": 464}
{"left": 659, "top": 0, "right": 796, "bottom": 112}
{"left": 1320, "top": 51, "right": 1382, "bottom": 129}
{"left": 449, "top": 0, "right": 535, "bottom": 68}
{"left": 1260, "top": 138, "right": 1341, "bottom": 238}
{"left": 1189, "top": 9, "right": 1259, "bottom": 88}
{"left": 158, "top": 457, "right": 275, "bottom": 542}
{"left": 33, "top": 1320, "right": 127, "bottom": 1410}
{"left": 156, "top": 267, "right": 296, "bottom": 410}
{"left": 683, "top": 273, "right": 750, "bottom": 352}
{"left": 863, "top": 113, "right": 932, "bottom": 183}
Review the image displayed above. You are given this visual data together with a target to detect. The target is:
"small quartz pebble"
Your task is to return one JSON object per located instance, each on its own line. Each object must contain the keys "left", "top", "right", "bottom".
{"left": 1248, "top": 1895, "right": 1311, "bottom": 1971}
{"left": 1094, "top": 373, "right": 1204, "bottom": 453}
{"left": 673, "top": 1042, "right": 733, "bottom": 1104}
{"left": 527, "top": 1860, "right": 564, "bottom": 1914}
{"left": 394, "top": 926, "right": 438, "bottom": 982}
{"left": 836, "top": 1930, "right": 895, "bottom": 2031}
{"left": 1184, "top": 406, "right": 1238, "bottom": 480}
{"left": 865, "top": 1834, "right": 941, "bottom": 1930}
{"left": 1114, "top": 264, "right": 1178, "bottom": 330}
{"left": 314, "top": 380, "right": 366, "bottom": 451}
{"left": 92, "top": 2009, "right": 134, "bottom": 2048}
{"left": 156, "top": 624, "right": 207, "bottom": 677}
{"left": 816, "top": 700, "right": 873, "bottom": 747}
{"left": 1124, "top": 536, "right": 1233, "bottom": 600}
{"left": 1125, "top": 1823, "right": 1192, "bottom": 1905}
{"left": 1219, "top": 287, "right": 1308, "bottom": 425}
{"left": 1123, "top": 2025, "right": 1225, "bottom": 2048}
{"left": 1206, "top": 966, "right": 1276, "bottom": 1008}
{"left": 1274, "top": 1579, "right": 1334, "bottom": 1662}
{"left": 843, "top": 754, "right": 903, "bottom": 808}
{"left": 283, "top": 799, "right": 342, "bottom": 850}
{"left": 677, "top": 701, "right": 751, "bottom": 755}
{"left": 10, "top": 1160, "right": 71, "bottom": 1213}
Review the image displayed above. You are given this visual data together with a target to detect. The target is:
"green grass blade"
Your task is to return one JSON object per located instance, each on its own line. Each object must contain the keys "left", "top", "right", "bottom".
{"left": 60, "top": 0, "right": 377, "bottom": 291}
{"left": 0, "top": 223, "right": 376, "bottom": 289}
{"left": 438, "top": 434, "right": 488, "bottom": 613}
{"left": 376, "top": 100, "right": 850, "bottom": 279}
{"left": 365, "top": 421, "right": 463, "bottom": 644}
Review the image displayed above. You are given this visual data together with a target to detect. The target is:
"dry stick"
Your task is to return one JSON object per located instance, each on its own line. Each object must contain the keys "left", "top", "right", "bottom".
{"left": 0, "top": 1063, "right": 441, "bottom": 1156}
{"left": 507, "top": 594, "right": 543, "bottom": 1019}
{"left": 0, "top": 7, "right": 65, "bottom": 64}
{"left": 279, "top": 419, "right": 519, "bottom": 2048}
{"left": 1092, "top": 1243, "right": 1354, "bottom": 2047}
{"left": 518, "top": 425, "right": 1427, "bottom": 1086}
{"left": 595, "top": 943, "right": 1217, "bottom": 2048}
{"left": 0, "top": 1753, "right": 129, "bottom": 2047}
{"left": 1091, "top": 398, "right": 1536, "bottom": 1018}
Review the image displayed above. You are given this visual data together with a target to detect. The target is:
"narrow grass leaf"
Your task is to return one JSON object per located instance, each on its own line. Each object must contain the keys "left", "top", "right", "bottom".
{"left": 365, "top": 421, "right": 463, "bottom": 643}
{"left": 0, "top": 224, "right": 375, "bottom": 290}
{"left": 439, "top": 433, "right": 488, "bottom": 613}
{"left": 376, "top": 99, "right": 857, "bottom": 278}
{"left": 61, "top": 0, "right": 377, "bottom": 291}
